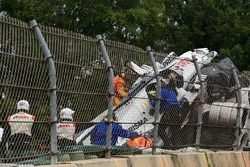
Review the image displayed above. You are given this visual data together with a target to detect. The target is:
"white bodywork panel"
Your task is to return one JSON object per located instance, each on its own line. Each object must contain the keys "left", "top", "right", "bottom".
{"left": 76, "top": 48, "right": 218, "bottom": 145}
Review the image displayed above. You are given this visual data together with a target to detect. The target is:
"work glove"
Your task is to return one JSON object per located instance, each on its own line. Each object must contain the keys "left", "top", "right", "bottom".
{"left": 148, "top": 90, "right": 157, "bottom": 98}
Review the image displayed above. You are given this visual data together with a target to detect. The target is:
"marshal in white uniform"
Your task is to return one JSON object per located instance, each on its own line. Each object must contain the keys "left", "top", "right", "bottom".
{"left": 8, "top": 111, "right": 35, "bottom": 137}
{"left": 5, "top": 100, "right": 35, "bottom": 151}
{"left": 57, "top": 108, "right": 76, "bottom": 149}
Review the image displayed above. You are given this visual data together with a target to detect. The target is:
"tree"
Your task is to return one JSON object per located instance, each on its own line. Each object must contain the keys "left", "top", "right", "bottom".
{"left": 162, "top": 0, "right": 250, "bottom": 70}
{"left": 1, "top": 0, "right": 249, "bottom": 70}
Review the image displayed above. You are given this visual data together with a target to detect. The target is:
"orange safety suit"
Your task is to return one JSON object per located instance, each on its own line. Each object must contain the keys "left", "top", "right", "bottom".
{"left": 127, "top": 136, "right": 153, "bottom": 148}
{"left": 113, "top": 75, "right": 128, "bottom": 106}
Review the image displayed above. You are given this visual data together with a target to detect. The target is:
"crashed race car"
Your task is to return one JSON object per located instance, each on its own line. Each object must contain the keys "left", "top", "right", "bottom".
{"left": 76, "top": 48, "right": 250, "bottom": 150}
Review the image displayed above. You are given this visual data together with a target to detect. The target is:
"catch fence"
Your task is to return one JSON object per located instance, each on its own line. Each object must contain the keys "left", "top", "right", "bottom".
{"left": 0, "top": 16, "right": 249, "bottom": 166}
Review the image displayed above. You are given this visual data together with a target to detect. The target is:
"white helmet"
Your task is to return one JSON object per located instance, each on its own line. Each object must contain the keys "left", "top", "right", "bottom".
{"left": 17, "top": 100, "right": 30, "bottom": 111}
{"left": 60, "top": 108, "right": 75, "bottom": 120}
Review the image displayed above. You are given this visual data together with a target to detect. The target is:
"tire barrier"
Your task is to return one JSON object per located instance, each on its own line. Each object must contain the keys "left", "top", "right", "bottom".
{"left": 209, "top": 102, "right": 238, "bottom": 127}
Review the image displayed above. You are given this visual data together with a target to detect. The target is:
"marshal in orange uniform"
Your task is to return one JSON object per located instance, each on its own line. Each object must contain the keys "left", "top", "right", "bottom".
{"left": 113, "top": 70, "right": 128, "bottom": 107}
{"left": 127, "top": 136, "right": 152, "bottom": 148}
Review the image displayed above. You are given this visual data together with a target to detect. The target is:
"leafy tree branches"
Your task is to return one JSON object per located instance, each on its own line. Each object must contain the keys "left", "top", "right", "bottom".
{"left": 1, "top": 0, "right": 249, "bottom": 70}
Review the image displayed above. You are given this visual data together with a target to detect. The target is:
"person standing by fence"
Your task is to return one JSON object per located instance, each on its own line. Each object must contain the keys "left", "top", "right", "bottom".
{"left": 57, "top": 108, "right": 76, "bottom": 151}
{"left": 0, "top": 100, "right": 36, "bottom": 163}
{"left": 149, "top": 72, "right": 180, "bottom": 148}
{"left": 6, "top": 100, "right": 35, "bottom": 150}
{"left": 113, "top": 68, "right": 129, "bottom": 107}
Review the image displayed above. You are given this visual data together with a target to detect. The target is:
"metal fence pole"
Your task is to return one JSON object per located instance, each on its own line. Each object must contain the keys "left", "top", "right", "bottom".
{"left": 30, "top": 20, "right": 58, "bottom": 164}
{"left": 192, "top": 55, "right": 205, "bottom": 151}
{"left": 96, "top": 35, "right": 114, "bottom": 158}
{"left": 146, "top": 46, "right": 161, "bottom": 155}
{"left": 232, "top": 65, "right": 242, "bottom": 150}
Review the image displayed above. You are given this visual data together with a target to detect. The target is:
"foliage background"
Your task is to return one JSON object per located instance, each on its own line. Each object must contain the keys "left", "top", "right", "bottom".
{"left": 0, "top": 0, "right": 249, "bottom": 70}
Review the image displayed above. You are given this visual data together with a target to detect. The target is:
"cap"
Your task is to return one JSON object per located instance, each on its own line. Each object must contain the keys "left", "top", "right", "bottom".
{"left": 17, "top": 100, "right": 30, "bottom": 111}
{"left": 60, "top": 108, "right": 75, "bottom": 120}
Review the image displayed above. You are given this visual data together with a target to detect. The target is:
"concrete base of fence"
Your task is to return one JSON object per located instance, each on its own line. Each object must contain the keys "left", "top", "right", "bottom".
{"left": 75, "top": 158, "right": 129, "bottom": 167}
{"left": 37, "top": 158, "right": 129, "bottom": 167}
{"left": 36, "top": 163, "right": 75, "bottom": 167}
{"left": 171, "top": 152, "right": 208, "bottom": 167}
{"left": 34, "top": 151, "right": 250, "bottom": 167}
{"left": 206, "top": 151, "right": 248, "bottom": 167}
{"left": 242, "top": 152, "right": 250, "bottom": 166}
{"left": 127, "top": 155, "right": 173, "bottom": 167}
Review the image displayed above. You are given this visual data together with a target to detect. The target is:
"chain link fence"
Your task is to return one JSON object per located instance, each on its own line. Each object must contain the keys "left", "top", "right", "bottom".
{"left": 0, "top": 16, "right": 250, "bottom": 166}
{"left": 0, "top": 17, "right": 51, "bottom": 165}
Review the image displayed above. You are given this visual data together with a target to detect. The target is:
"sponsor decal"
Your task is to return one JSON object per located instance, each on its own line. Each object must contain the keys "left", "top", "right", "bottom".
{"left": 128, "top": 117, "right": 148, "bottom": 131}
{"left": 13, "top": 115, "right": 29, "bottom": 119}
{"left": 59, "top": 123, "right": 75, "bottom": 128}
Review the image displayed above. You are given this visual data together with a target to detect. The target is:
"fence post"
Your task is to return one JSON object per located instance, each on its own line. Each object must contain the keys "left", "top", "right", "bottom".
{"left": 96, "top": 35, "right": 114, "bottom": 158}
{"left": 192, "top": 55, "right": 205, "bottom": 151}
{"left": 146, "top": 46, "right": 161, "bottom": 155}
{"left": 232, "top": 65, "right": 242, "bottom": 150}
{"left": 30, "top": 20, "right": 58, "bottom": 164}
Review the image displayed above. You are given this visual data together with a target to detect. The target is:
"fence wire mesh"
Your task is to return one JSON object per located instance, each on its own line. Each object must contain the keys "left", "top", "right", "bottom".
{"left": 41, "top": 23, "right": 110, "bottom": 162}
{"left": 199, "top": 64, "right": 234, "bottom": 149}
{"left": 0, "top": 17, "right": 51, "bottom": 164}
{"left": 0, "top": 16, "right": 250, "bottom": 166}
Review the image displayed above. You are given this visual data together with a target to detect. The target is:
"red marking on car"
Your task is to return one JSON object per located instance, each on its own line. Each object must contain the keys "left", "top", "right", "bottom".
{"left": 176, "top": 60, "right": 191, "bottom": 67}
